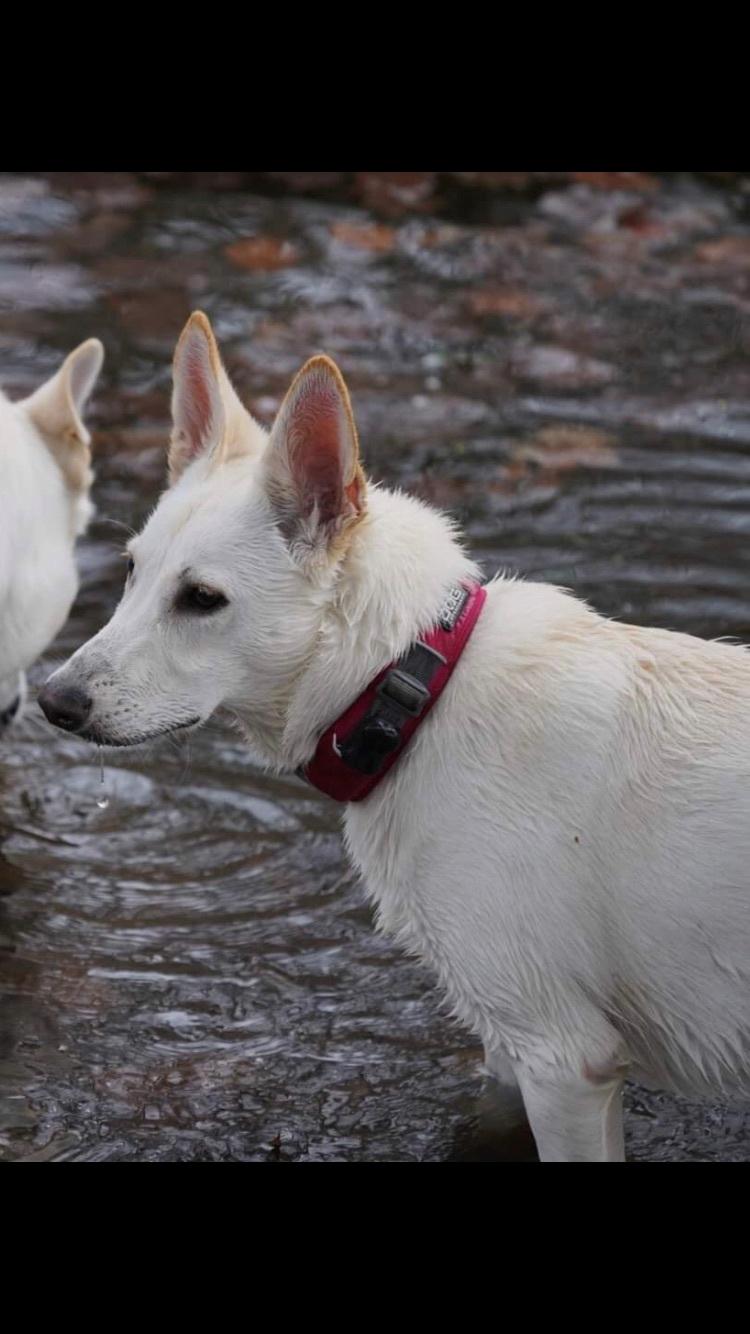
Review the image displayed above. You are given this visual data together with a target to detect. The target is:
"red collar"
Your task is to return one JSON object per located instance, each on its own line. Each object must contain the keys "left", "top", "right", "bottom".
{"left": 300, "top": 578, "right": 487, "bottom": 803}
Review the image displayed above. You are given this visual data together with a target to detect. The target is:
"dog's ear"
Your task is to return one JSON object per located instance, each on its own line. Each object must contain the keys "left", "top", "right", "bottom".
{"left": 23, "top": 339, "right": 104, "bottom": 447}
{"left": 169, "top": 311, "right": 265, "bottom": 484}
{"left": 263, "top": 355, "right": 366, "bottom": 570}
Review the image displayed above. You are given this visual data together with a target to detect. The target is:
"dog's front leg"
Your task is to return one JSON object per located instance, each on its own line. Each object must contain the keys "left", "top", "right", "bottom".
{"left": 484, "top": 1047, "right": 527, "bottom": 1128}
{"left": 514, "top": 1061, "right": 628, "bottom": 1163}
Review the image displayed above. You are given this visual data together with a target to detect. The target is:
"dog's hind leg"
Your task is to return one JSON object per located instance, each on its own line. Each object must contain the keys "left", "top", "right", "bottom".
{"left": 514, "top": 1058, "right": 628, "bottom": 1163}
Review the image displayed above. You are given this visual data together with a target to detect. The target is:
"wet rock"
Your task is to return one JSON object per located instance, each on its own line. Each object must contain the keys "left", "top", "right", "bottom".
{"left": 42, "top": 172, "right": 151, "bottom": 206}
{"left": 259, "top": 172, "right": 349, "bottom": 194}
{"left": 511, "top": 344, "right": 617, "bottom": 389}
{"left": 59, "top": 212, "right": 133, "bottom": 257}
{"left": 0, "top": 176, "right": 80, "bottom": 236}
{"left": 353, "top": 172, "right": 438, "bottom": 217}
{"left": 93, "top": 251, "right": 200, "bottom": 288}
{"left": 140, "top": 171, "right": 253, "bottom": 191}
{"left": 449, "top": 171, "right": 559, "bottom": 191}
{"left": 0, "top": 260, "right": 98, "bottom": 312}
{"left": 105, "top": 288, "right": 192, "bottom": 341}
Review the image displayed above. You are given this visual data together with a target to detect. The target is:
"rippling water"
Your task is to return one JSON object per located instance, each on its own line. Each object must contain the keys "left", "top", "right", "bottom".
{"left": 1, "top": 172, "right": 749, "bottom": 1160}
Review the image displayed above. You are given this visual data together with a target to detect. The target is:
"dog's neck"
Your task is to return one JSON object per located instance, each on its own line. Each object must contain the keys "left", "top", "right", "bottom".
{"left": 230, "top": 485, "right": 480, "bottom": 773}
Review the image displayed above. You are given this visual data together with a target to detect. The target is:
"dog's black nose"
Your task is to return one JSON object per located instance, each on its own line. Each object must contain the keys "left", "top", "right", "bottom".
{"left": 38, "top": 683, "right": 92, "bottom": 733}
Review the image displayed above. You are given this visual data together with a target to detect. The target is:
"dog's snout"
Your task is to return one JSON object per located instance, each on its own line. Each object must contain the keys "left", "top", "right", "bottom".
{"left": 38, "top": 682, "right": 92, "bottom": 733}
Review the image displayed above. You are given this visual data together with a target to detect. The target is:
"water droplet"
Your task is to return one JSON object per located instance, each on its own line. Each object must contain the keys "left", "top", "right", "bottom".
{"left": 96, "top": 746, "right": 110, "bottom": 810}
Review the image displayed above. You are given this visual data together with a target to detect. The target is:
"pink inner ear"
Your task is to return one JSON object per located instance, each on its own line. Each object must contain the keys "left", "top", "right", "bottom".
{"left": 287, "top": 378, "right": 348, "bottom": 524}
{"left": 176, "top": 337, "right": 217, "bottom": 458}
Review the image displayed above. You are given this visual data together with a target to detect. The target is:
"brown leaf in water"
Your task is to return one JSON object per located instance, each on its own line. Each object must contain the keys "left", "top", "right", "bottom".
{"left": 572, "top": 171, "right": 659, "bottom": 192}
{"left": 330, "top": 221, "right": 397, "bottom": 252}
{"left": 517, "top": 424, "right": 620, "bottom": 472}
{"left": 468, "top": 288, "right": 544, "bottom": 319}
{"left": 225, "top": 236, "right": 300, "bottom": 270}
{"left": 695, "top": 236, "right": 750, "bottom": 268}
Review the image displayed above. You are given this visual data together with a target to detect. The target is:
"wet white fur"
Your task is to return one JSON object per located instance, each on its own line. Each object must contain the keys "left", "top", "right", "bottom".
{"left": 47, "top": 319, "right": 750, "bottom": 1160}
{"left": 0, "top": 340, "right": 103, "bottom": 720}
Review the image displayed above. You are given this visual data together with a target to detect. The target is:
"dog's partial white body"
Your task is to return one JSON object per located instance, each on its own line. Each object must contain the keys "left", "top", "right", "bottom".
{"left": 0, "top": 341, "right": 103, "bottom": 723}
{"left": 349, "top": 570, "right": 750, "bottom": 1159}
{"left": 41, "top": 315, "right": 749, "bottom": 1161}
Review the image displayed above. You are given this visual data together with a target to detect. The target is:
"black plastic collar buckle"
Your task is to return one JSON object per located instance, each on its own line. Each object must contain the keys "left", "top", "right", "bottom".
{"left": 378, "top": 667, "right": 431, "bottom": 717}
{"left": 337, "top": 641, "right": 446, "bottom": 775}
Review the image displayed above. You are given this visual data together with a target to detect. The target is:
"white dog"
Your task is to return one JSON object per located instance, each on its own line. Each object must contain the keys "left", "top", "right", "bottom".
{"left": 1, "top": 339, "right": 103, "bottom": 731}
{"left": 39, "top": 313, "right": 749, "bottom": 1161}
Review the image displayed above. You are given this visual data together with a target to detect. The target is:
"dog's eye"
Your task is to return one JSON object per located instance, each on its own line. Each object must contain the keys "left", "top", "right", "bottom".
{"left": 126, "top": 557, "right": 135, "bottom": 579}
{"left": 177, "top": 584, "right": 229, "bottom": 614}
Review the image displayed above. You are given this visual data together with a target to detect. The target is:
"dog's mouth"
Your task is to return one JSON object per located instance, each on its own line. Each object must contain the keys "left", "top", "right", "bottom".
{"left": 76, "top": 716, "right": 202, "bottom": 748}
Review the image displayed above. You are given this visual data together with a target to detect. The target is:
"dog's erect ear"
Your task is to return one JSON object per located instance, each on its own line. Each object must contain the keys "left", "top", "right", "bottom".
{"left": 262, "top": 355, "right": 366, "bottom": 570}
{"left": 170, "top": 312, "right": 225, "bottom": 481}
{"left": 23, "top": 339, "right": 104, "bottom": 446}
{"left": 169, "top": 311, "right": 265, "bottom": 484}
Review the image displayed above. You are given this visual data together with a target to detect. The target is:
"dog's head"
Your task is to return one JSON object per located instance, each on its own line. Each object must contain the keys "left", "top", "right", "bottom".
{"left": 38, "top": 314, "right": 367, "bottom": 756}
{"left": 1, "top": 339, "right": 103, "bottom": 733}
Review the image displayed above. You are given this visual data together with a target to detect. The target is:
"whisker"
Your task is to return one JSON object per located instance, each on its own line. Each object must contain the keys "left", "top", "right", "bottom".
{"left": 96, "top": 516, "right": 137, "bottom": 539}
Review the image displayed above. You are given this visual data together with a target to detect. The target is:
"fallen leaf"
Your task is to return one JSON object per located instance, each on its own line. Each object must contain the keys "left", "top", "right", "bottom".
{"left": 225, "top": 236, "right": 300, "bottom": 270}
{"left": 517, "top": 423, "right": 619, "bottom": 471}
{"left": 572, "top": 171, "right": 659, "bottom": 192}
{"left": 695, "top": 236, "right": 750, "bottom": 267}
{"left": 331, "top": 221, "right": 396, "bottom": 252}
{"left": 468, "top": 288, "right": 544, "bottom": 319}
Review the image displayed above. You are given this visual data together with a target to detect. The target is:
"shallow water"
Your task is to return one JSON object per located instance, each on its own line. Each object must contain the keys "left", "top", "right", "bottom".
{"left": 1, "top": 171, "right": 749, "bottom": 1161}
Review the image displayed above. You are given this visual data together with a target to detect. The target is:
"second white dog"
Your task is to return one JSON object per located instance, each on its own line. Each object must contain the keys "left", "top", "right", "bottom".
{"left": 0, "top": 339, "right": 103, "bottom": 731}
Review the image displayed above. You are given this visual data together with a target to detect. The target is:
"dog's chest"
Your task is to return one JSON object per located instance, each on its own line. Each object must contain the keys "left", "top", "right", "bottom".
{"left": 341, "top": 753, "right": 509, "bottom": 1041}
{"left": 344, "top": 786, "right": 422, "bottom": 940}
